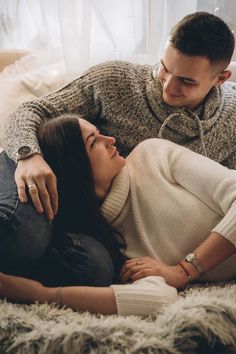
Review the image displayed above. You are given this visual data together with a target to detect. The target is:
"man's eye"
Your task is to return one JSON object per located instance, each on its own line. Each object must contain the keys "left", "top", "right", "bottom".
{"left": 181, "top": 79, "right": 197, "bottom": 85}
{"left": 160, "top": 63, "right": 167, "bottom": 72}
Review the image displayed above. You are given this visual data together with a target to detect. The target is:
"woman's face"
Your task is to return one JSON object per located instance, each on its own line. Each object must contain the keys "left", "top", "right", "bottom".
{"left": 79, "top": 118, "right": 126, "bottom": 198}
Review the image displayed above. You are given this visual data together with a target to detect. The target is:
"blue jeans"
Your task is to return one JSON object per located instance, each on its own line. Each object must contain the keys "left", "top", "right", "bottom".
{"left": 0, "top": 151, "right": 114, "bottom": 286}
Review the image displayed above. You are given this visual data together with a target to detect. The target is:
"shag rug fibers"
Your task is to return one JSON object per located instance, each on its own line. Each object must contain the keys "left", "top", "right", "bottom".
{"left": 0, "top": 282, "right": 235, "bottom": 354}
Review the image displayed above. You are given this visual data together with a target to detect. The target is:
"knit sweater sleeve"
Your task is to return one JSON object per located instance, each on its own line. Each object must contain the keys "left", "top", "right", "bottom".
{"left": 158, "top": 139, "right": 236, "bottom": 247}
{"left": 110, "top": 276, "right": 178, "bottom": 316}
{"left": 2, "top": 66, "right": 103, "bottom": 161}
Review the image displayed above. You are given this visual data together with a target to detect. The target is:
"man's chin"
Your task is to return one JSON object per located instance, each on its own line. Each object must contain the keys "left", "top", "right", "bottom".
{"left": 163, "top": 96, "right": 184, "bottom": 107}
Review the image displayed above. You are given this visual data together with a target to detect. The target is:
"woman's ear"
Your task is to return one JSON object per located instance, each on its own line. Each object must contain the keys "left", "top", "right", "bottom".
{"left": 215, "top": 70, "right": 232, "bottom": 86}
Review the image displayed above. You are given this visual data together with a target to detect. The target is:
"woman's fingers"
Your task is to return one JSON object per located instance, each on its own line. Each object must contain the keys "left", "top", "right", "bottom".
{"left": 120, "top": 263, "right": 144, "bottom": 283}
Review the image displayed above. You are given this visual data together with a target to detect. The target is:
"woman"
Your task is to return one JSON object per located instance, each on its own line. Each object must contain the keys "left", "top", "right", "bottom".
{"left": 0, "top": 113, "right": 235, "bottom": 316}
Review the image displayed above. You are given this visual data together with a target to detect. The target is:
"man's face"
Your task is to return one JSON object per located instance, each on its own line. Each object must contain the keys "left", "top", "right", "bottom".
{"left": 156, "top": 42, "right": 223, "bottom": 110}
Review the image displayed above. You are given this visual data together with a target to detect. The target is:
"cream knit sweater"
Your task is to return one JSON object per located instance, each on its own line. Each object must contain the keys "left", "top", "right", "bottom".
{"left": 3, "top": 61, "right": 236, "bottom": 168}
{"left": 108, "top": 139, "right": 236, "bottom": 315}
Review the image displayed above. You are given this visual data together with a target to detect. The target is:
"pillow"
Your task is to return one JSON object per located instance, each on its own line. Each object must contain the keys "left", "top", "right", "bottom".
{"left": 0, "top": 49, "right": 69, "bottom": 147}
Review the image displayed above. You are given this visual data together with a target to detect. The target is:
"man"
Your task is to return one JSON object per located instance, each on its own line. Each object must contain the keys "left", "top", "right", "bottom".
{"left": 1, "top": 12, "right": 235, "bottom": 284}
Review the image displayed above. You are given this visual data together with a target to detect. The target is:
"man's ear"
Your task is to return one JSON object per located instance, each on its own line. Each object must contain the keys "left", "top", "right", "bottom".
{"left": 215, "top": 70, "right": 232, "bottom": 86}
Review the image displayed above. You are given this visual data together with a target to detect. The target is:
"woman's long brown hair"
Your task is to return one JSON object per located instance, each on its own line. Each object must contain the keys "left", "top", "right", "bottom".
{"left": 37, "top": 114, "right": 126, "bottom": 280}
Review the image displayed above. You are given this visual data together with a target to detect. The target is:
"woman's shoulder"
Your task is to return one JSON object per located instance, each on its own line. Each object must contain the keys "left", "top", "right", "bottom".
{"left": 127, "top": 139, "right": 189, "bottom": 168}
{"left": 131, "top": 138, "right": 182, "bottom": 155}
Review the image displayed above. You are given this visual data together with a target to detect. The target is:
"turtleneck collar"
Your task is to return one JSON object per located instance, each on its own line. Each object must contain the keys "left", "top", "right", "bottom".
{"left": 101, "top": 165, "right": 130, "bottom": 224}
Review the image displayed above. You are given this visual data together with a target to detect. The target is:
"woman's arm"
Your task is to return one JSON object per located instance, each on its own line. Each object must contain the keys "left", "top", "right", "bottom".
{"left": 0, "top": 272, "right": 178, "bottom": 316}
{"left": 121, "top": 141, "right": 236, "bottom": 288}
{"left": 121, "top": 232, "right": 235, "bottom": 288}
{"left": 180, "top": 231, "right": 235, "bottom": 281}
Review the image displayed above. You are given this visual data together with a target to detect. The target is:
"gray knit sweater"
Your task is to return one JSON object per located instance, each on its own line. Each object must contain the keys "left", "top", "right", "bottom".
{"left": 3, "top": 61, "right": 236, "bottom": 168}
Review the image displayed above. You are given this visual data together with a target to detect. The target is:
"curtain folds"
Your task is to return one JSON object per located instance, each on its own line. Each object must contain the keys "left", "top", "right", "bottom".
{"left": 0, "top": 0, "right": 235, "bottom": 78}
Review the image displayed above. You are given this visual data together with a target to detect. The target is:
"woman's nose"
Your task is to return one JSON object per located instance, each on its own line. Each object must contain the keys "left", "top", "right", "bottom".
{"left": 103, "top": 135, "right": 116, "bottom": 146}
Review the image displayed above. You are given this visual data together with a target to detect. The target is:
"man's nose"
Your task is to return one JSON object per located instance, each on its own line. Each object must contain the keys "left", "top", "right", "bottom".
{"left": 163, "top": 75, "right": 180, "bottom": 94}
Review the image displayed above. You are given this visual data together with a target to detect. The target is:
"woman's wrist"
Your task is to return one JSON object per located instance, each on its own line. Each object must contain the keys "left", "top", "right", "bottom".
{"left": 38, "top": 286, "right": 59, "bottom": 304}
{"left": 177, "top": 260, "right": 201, "bottom": 286}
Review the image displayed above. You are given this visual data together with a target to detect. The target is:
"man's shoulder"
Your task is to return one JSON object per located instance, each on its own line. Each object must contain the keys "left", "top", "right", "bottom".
{"left": 83, "top": 60, "right": 151, "bottom": 77}
{"left": 221, "top": 81, "right": 236, "bottom": 95}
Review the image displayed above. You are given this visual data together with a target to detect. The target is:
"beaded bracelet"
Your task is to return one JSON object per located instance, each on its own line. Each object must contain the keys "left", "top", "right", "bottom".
{"left": 178, "top": 262, "right": 193, "bottom": 283}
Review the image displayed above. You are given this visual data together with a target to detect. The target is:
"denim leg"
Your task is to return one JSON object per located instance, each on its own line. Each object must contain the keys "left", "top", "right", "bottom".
{"left": 0, "top": 151, "right": 51, "bottom": 267}
{"left": 34, "top": 232, "right": 114, "bottom": 287}
{"left": 0, "top": 151, "right": 114, "bottom": 286}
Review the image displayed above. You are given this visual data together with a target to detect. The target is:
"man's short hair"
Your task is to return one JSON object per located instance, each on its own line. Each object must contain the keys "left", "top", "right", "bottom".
{"left": 169, "top": 12, "right": 235, "bottom": 66}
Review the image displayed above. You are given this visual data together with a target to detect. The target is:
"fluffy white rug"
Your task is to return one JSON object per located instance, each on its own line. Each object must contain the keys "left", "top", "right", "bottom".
{"left": 0, "top": 282, "right": 235, "bottom": 354}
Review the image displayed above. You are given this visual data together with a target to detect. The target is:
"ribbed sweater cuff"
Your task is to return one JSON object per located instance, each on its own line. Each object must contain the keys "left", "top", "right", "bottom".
{"left": 110, "top": 276, "right": 178, "bottom": 316}
{"left": 212, "top": 201, "right": 236, "bottom": 248}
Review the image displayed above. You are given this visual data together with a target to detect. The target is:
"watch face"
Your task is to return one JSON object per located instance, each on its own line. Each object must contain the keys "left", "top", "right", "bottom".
{"left": 186, "top": 253, "right": 194, "bottom": 261}
{"left": 18, "top": 146, "right": 32, "bottom": 157}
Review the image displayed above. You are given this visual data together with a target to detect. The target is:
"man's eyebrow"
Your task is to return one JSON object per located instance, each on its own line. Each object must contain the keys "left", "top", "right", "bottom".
{"left": 160, "top": 59, "right": 198, "bottom": 83}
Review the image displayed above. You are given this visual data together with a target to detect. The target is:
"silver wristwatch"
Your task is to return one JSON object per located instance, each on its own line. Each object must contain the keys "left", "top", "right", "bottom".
{"left": 17, "top": 146, "right": 42, "bottom": 161}
{"left": 185, "top": 253, "right": 204, "bottom": 275}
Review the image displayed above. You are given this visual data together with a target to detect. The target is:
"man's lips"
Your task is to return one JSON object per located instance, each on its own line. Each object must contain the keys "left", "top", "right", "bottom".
{"left": 165, "top": 91, "right": 182, "bottom": 98}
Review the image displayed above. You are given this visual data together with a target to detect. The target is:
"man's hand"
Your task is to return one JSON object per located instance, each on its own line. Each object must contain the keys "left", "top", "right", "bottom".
{"left": 15, "top": 154, "right": 58, "bottom": 220}
{"left": 120, "top": 257, "right": 189, "bottom": 289}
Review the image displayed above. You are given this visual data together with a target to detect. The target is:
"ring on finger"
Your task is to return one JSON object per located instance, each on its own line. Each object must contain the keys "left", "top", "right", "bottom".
{"left": 28, "top": 184, "right": 37, "bottom": 190}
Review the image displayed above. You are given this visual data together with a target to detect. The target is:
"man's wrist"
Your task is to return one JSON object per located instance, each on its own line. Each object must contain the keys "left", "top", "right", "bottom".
{"left": 16, "top": 146, "right": 42, "bottom": 162}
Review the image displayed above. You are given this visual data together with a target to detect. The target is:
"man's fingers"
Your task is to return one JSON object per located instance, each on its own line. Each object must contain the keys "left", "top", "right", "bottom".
{"left": 46, "top": 175, "right": 58, "bottom": 215}
{"left": 16, "top": 181, "right": 28, "bottom": 203}
{"left": 27, "top": 183, "right": 44, "bottom": 213}
{"left": 15, "top": 154, "right": 58, "bottom": 219}
{"left": 36, "top": 182, "right": 55, "bottom": 220}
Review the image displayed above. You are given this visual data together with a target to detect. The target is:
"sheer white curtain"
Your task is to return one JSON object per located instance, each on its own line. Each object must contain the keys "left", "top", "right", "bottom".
{"left": 0, "top": 0, "right": 234, "bottom": 78}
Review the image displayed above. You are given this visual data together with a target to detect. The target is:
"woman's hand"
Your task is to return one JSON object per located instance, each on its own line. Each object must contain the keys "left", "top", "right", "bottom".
{"left": 120, "top": 257, "right": 189, "bottom": 289}
{"left": 0, "top": 272, "right": 47, "bottom": 304}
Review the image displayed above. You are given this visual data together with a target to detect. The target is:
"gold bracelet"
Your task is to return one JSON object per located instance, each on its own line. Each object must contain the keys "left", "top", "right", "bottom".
{"left": 178, "top": 262, "right": 193, "bottom": 283}
{"left": 56, "top": 287, "right": 62, "bottom": 306}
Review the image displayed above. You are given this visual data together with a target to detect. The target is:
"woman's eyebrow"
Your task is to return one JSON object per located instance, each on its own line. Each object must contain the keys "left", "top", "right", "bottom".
{"left": 85, "top": 128, "right": 99, "bottom": 144}
{"left": 85, "top": 132, "right": 95, "bottom": 144}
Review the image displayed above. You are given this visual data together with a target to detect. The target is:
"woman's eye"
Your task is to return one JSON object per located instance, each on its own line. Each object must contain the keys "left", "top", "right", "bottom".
{"left": 90, "top": 139, "right": 96, "bottom": 148}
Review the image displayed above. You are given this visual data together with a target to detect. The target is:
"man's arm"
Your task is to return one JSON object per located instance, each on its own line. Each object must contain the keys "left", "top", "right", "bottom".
{"left": 3, "top": 71, "right": 100, "bottom": 219}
